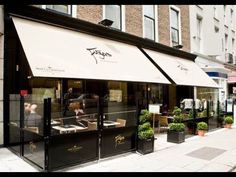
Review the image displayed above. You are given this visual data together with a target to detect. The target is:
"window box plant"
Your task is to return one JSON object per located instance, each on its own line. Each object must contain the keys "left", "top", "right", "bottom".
{"left": 197, "top": 121, "right": 208, "bottom": 136}
{"left": 167, "top": 106, "right": 185, "bottom": 143}
{"left": 224, "top": 116, "right": 233, "bottom": 129}
{"left": 137, "top": 109, "right": 154, "bottom": 155}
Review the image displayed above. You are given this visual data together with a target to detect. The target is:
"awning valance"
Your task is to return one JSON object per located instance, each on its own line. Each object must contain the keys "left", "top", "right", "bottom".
{"left": 12, "top": 17, "right": 170, "bottom": 84}
{"left": 143, "top": 48, "right": 219, "bottom": 88}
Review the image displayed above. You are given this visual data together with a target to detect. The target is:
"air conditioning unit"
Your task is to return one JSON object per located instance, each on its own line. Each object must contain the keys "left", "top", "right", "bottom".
{"left": 226, "top": 53, "right": 233, "bottom": 63}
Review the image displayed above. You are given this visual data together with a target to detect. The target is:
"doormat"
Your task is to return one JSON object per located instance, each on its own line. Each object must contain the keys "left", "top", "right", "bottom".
{"left": 186, "top": 146, "right": 226, "bottom": 161}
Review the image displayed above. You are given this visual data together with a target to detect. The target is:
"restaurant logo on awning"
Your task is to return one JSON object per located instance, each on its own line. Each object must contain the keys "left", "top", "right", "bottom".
{"left": 177, "top": 61, "right": 188, "bottom": 73}
{"left": 35, "top": 66, "right": 65, "bottom": 75}
{"left": 86, "top": 47, "right": 115, "bottom": 64}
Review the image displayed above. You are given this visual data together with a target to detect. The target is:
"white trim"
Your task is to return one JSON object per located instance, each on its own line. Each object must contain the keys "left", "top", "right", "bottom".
{"left": 169, "top": 5, "right": 182, "bottom": 46}
{"left": 142, "top": 5, "right": 145, "bottom": 39}
{"left": 72, "top": 5, "right": 77, "bottom": 18}
{"left": 121, "top": 5, "right": 125, "bottom": 32}
{"left": 42, "top": 5, "right": 46, "bottom": 9}
{"left": 155, "top": 5, "right": 159, "bottom": 42}
{"left": 102, "top": 5, "right": 106, "bottom": 20}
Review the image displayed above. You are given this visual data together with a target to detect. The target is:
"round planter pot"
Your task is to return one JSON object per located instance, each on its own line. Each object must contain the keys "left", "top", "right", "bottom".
{"left": 224, "top": 124, "right": 232, "bottom": 129}
{"left": 198, "top": 130, "right": 205, "bottom": 136}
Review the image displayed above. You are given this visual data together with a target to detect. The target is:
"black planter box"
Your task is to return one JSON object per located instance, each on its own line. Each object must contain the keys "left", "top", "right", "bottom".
{"left": 167, "top": 130, "right": 185, "bottom": 144}
{"left": 137, "top": 137, "right": 154, "bottom": 155}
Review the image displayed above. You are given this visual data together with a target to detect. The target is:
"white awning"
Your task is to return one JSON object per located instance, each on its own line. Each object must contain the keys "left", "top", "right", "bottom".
{"left": 12, "top": 17, "right": 170, "bottom": 84}
{"left": 143, "top": 49, "right": 219, "bottom": 88}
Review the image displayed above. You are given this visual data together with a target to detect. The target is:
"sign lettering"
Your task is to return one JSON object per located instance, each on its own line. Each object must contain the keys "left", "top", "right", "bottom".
{"left": 86, "top": 47, "right": 112, "bottom": 64}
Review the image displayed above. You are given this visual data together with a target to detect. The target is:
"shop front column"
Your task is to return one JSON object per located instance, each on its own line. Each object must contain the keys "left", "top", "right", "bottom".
{"left": 194, "top": 86, "right": 197, "bottom": 101}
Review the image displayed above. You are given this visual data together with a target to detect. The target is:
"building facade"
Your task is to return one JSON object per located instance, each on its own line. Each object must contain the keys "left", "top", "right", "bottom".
{"left": 189, "top": 5, "right": 236, "bottom": 110}
{"left": 0, "top": 4, "right": 231, "bottom": 152}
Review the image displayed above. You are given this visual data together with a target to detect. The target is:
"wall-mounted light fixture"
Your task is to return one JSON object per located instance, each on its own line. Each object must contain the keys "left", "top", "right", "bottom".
{"left": 98, "top": 19, "right": 113, "bottom": 27}
{"left": 173, "top": 44, "right": 183, "bottom": 49}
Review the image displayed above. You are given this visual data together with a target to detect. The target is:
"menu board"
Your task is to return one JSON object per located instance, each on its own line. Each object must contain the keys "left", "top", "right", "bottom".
{"left": 109, "top": 89, "right": 122, "bottom": 102}
{"left": 226, "top": 99, "right": 233, "bottom": 113}
{"left": 148, "top": 104, "right": 160, "bottom": 114}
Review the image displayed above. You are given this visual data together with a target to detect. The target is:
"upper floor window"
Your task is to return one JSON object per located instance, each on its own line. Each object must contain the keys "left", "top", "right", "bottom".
{"left": 143, "top": 5, "right": 155, "bottom": 40}
{"left": 225, "top": 34, "right": 228, "bottom": 52}
{"left": 213, "top": 6, "right": 218, "bottom": 20}
{"left": 104, "top": 5, "right": 122, "bottom": 30}
{"left": 33, "top": 5, "right": 74, "bottom": 17}
{"left": 214, "top": 26, "right": 219, "bottom": 33}
{"left": 46, "top": 5, "right": 72, "bottom": 16}
{"left": 232, "top": 38, "right": 235, "bottom": 51}
{"left": 223, "top": 5, "right": 227, "bottom": 16}
{"left": 170, "top": 7, "right": 180, "bottom": 47}
{"left": 196, "top": 15, "right": 202, "bottom": 39}
{"left": 231, "top": 9, "right": 234, "bottom": 23}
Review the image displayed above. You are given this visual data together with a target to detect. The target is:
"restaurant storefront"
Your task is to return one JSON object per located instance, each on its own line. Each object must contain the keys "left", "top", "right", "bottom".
{"left": 141, "top": 48, "right": 219, "bottom": 135}
{"left": 4, "top": 6, "right": 219, "bottom": 171}
{"left": 5, "top": 12, "right": 171, "bottom": 171}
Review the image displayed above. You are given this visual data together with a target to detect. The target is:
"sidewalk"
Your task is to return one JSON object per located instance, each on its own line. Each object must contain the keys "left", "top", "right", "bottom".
{"left": 1, "top": 127, "right": 236, "bottom": 172}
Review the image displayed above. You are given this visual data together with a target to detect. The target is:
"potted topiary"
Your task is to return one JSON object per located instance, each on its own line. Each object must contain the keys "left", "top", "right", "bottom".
{"left": 167, "top": 106, "right": 185, "bottom": 143}
{"left": 224, "top": 116, "right": 233, "bottom": 129}
{"left": 137, "top": 109, "right": 154, "bottom": 154}
{"left": 197, "top": 122, "right": 208, "bottom": 136}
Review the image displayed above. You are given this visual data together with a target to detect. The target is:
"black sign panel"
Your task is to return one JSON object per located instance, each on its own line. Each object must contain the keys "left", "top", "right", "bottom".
{"left": 100, "top": 126, "right": 136, "bottom": 158}
{"left": 48, "top": 131, "right": 99, "bottom": 170}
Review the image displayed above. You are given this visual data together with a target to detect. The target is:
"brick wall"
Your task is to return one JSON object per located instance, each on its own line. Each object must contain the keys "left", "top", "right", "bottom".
{"left": 178, "top": 5, "right": 190, "bottom": 52}
{"left": 158, "top": 5, "right": 170, "bottom": 46}
{"left": 158, "top": 5, "right": 190, "bottom": 52}
{"left": 125, "top": 5, "right": 142, "bottom": 37}
{"left": 77, "top": 5, "right": 102, "bottom": 24}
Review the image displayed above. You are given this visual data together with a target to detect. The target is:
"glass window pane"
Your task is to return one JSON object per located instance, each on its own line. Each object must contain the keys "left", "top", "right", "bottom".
{"left": 144, "top": 17, "right": 155, "bottom": 40}
{"left": 196, "top": 18, "right": 202, "bottom": 38}
{"left": 103, "top": 81, "right": 141, "bottom": 129}
{"left": 46, "top": 5, "right": 69, "bottom": 14}
{"left": 171, "top": 28, "right": 179, "bottom": 44}
{"left": 105, "top": 5, "right": 121, "bottom": 29}
{"left": 171, "top": 8, "right": 179, "bottom": 29}
{"left": 143, "top": 5, "right": 154, "bottom": 18}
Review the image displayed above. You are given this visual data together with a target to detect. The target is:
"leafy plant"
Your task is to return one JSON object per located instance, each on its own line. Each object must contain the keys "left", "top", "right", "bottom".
{"left": 172, "top": 106, "right": 182, "bottom": 116}
{"left": 197, "top": 122, "right": 208, "bottom": 130}
{"left": 169, "top": 106, "right": 185, "bottom": 132}
{"left": 188, "top": 109, "right": 194, "bottom": 119}
{"left": 138, "top": 109, "right": 154, "bottom": 140}
{"left": 168, "top": 123, "right": 185, "bottom": 132}
{"left": 224, "top": 116, "right": 233, "bottom": 124}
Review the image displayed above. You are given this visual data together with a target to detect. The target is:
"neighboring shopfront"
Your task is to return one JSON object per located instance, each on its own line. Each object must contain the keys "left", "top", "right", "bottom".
{"left": 142, "top": 49, "right": 219, "bottom": 136}
{"left": 3, "top": 6, "right": 219, "bottom": 171}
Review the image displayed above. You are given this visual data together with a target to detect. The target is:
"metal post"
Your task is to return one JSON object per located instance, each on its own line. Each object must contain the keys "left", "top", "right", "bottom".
{"left": 207, "top": 100, "right": 210, "bottom": 131}
{"left": 192, "top": 99, "right": 196, "bottom": 135}
{"left": 19, "top": 95, "right": 24, "bottom": 156}
{"left": 44, "top": 98, "right": 51, "bottom": 172}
